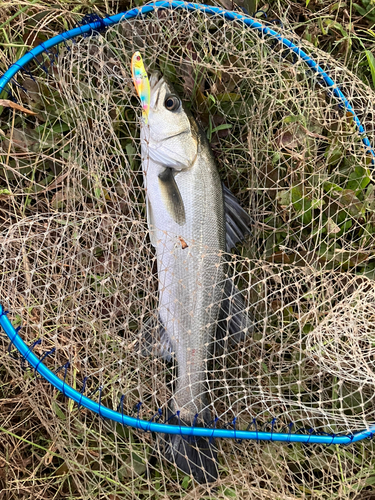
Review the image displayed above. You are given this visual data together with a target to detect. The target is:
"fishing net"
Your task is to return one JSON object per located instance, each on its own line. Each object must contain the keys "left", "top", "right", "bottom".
{"left": 1, "top": 5, "right": 375, "bottom": 498}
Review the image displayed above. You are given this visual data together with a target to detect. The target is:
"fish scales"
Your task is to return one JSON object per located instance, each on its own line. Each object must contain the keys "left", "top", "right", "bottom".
{"left": 144, "top": 133, "right": 225, "bottom": 420}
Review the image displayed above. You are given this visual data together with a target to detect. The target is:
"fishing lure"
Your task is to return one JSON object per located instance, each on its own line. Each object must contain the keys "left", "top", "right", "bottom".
{"left": 131, "top": 51, "right": 151, "bottom": 124}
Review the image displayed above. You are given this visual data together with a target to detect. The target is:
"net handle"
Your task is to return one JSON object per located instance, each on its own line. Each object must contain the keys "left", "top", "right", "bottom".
{"left": 1, "top": 1, "right": 375, "bottom": 442}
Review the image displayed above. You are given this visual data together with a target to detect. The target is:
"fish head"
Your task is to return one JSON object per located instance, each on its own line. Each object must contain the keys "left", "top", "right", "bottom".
{"left": 141, "top": 73, "right": 198, "bottom": 171}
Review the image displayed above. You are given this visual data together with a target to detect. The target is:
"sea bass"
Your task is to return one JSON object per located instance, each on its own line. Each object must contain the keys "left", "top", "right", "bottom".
{"left": 137, "top": 72, "right": 252, "bottom": 483}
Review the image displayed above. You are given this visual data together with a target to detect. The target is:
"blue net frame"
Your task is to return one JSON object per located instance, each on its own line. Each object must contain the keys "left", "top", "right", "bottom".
{"left": 0, "top": 1, "right": 375, "bottom": 444}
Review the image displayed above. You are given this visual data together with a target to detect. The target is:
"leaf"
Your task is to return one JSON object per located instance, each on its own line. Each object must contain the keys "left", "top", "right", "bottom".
{"left": 323, "top": 181, "right": 343, "bottom": 194}
{"left": 223, "top": 487, "right": 237, "bottom": 498}
{"left": 181, "top": 476, "right": 190, "bottom": 489}
{"left": 365, "top": 50, "right": 375, "bottom": 88}
{"left": 0, "top": 99, "right": 37, "bottom": 115}
{"left": 94, "top": 187, "right": 102, "bottom": 199}
{"left": 279, "top": 130, "right": 300, "bottom": 149}
{"left": 125, "top": 143, "right": 137, "bottom": 170}
{"left": 130, "top": 451, "right": 146, "bottom": 475}
{"left": 215, "top": 0, "right": 232, "bottom": 9}
{"left": 52, "top": 401, "right": 66, "bottom": 421}
{"left": 283, "top": 114, "right": 306, "bottom": 126}
{"left": 292, "top": 187, "right": 312, "bottom": 224}
{"left": 338, "top": 219, "right": 353, "bottom": 236}
{"left": 243, "top": 0, "right": 257, "bottom": 14}
{"left": 353, "top": 3, "right": 370, "bottom": 16}
{"left": 325, "top": 20, "right": 348, "bottom": 38}
{"left": 35, "top": 122, "right": 70, "bottom": 135}
{"left": 291, "top": 186, "right": 304, "bottom": 211}
{"left": 3, "top": 128, "right": 39, "bottom": 151}
{"left": 324, "top": 146, "right": 343, "bottom": 165}
{"left": 332, "top": 189, "right": 365, "bottom": 217}
{"left": 269, "top": 251, "right": 291, "bottom": 263}
{"left": 303, "top": 323, "right": 314, "bottom": 334}
{"left": 329, "top": 3, "right": 342, "bottom": 13}
{"left": 276, "top": 189, "right": 290, "bottom": 208}
{"left": 311, "top": 198, "right": 325, "bottom": 209}
{"left": 210, "top": 123, "right": 232, "bottom": 134}
{"left": 346, "top": 166, "right": 372, "bottom": 193}
{"left": 216, "top": 93, "right": 242, "bottom": 103}
{"left": 327, "top": 217, "right": 341, "bottom": 234}
{"left": 353, "top": 2, "right": 375, "bottom": 21}
{"left": 54, "top": 461, "right": 69, "bottom": 476}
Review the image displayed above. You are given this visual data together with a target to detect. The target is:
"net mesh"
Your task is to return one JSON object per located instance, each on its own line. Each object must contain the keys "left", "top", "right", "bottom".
{"left": 1, "top": 8, "right": 375, "bottom": 498}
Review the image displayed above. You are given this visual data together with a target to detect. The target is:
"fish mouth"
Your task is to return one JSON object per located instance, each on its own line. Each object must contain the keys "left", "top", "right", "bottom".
{"left": 149, "top": 72, "right": 168, "bottom": 110}
{"left": 149, "top": 71, "right": 164, "bottom": 92}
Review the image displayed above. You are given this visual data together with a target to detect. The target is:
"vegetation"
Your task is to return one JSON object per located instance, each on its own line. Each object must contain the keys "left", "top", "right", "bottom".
{"left": 0, "top": 0, "right": 375, "bottom": 498}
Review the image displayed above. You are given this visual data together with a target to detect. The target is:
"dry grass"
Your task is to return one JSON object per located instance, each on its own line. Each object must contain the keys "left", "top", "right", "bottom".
{"left": 0, "top": 0, "right": 375, "bottom": 499}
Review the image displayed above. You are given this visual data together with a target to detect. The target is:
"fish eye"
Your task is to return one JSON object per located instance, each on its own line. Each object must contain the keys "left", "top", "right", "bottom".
{"left": 164, "top": 95, "right": 181, "bottom": 112}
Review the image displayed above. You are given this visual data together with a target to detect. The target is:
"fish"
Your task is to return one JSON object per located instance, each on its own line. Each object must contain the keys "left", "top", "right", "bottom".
{"left": 135, "top": 69, "right": 252, "bottom": 483}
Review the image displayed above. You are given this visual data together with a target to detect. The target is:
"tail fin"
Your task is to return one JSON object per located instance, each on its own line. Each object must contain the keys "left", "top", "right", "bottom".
{"left": 164, "top": 416, "right": 218, "bottom": 484}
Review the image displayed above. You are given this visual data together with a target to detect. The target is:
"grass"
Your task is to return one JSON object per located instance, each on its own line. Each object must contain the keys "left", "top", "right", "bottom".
{"left": 1, "top": 0, "right": 375, "bottom": 499}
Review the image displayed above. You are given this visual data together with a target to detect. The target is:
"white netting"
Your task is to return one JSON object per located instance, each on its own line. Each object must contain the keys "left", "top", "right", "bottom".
{"left": 1, "top": 8, "right": 375, "bottom": 498}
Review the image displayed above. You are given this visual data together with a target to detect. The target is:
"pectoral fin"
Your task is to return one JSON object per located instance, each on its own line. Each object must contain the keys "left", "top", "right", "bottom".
{"left": 146, "top": 198, "right": 157, "bottom": 247}
{"left": 158, "top": 167, "right": 186, "bottom": 226}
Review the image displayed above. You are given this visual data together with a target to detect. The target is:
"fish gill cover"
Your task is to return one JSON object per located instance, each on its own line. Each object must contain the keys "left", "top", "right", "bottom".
{"left": 0, "top": 5, "right": 375, "bottom": 498}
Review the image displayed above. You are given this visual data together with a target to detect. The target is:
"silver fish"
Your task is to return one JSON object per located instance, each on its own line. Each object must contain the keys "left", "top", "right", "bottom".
{"left": 139, "top": 73, "right": 252, "bottom": 483}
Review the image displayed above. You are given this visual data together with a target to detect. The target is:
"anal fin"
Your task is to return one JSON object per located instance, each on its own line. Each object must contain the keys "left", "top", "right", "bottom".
{"left": 135, "top": 314, "right": 174, "bottom": 362}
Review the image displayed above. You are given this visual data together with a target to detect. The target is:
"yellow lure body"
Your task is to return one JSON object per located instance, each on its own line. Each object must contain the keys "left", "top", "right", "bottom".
{"left": 131, "top": 51, "right": 151, "bottom": 124}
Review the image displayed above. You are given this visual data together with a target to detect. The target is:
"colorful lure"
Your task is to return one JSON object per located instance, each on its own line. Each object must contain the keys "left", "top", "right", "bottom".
{"left": 131, "top": 51, "right": 151, "bottom": 124}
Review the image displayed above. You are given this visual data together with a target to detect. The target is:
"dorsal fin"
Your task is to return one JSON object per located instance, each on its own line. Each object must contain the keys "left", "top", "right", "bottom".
{"left": 216, "top": 277, "right": 254, "bottom": 346}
